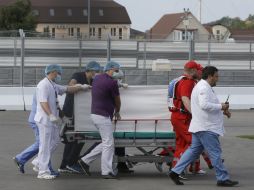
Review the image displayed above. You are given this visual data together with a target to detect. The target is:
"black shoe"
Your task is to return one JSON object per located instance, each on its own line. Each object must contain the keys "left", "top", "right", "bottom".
{"left": 78, "top": 159, "right": 91, "bottom": 176}
{"left": 169, "top": 171, "right": 184, "bottom": 185}
{"left": 118, "top": 167, "right": 134, "bottom": 173}
{"left": 13, "top": 157, "right": 25, "bottom": 174}
{"left": 217, "top": 179, "right": 239, "bottom": 187}
{"left": 102, "top": 172, "right": 118, "bottom": 179}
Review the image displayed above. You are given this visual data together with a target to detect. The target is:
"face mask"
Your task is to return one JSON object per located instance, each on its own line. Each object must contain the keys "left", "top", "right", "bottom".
{"left": 112, "top": 71, "right": 120, "bottom": 79}
{"left": 55, "top": 74, "right": 61, "bottom": 83}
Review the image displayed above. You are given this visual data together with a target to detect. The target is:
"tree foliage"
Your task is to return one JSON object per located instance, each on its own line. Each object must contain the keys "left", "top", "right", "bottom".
{"left": 0, "top": 0, "right": 37, "bottom": 31}
{"left": 208, "top": 15, "right": 254, "bottom": 30}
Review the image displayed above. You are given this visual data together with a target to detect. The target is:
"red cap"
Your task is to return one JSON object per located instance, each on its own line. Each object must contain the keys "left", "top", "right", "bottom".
{"left": 197, "top": 64, "right": 203, "bottom": 71}
{"left": 184, "top": 61, "right": 199, "bottom": 69}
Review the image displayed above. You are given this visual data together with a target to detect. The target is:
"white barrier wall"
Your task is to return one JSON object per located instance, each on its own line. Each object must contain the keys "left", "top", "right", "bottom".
{"left": 0, "top": 86, "right": 254, "bottom": 111}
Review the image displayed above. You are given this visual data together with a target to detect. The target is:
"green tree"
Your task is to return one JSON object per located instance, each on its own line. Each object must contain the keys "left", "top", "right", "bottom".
{"left": 0, "top": 0, "right": 37, "bottom": 31}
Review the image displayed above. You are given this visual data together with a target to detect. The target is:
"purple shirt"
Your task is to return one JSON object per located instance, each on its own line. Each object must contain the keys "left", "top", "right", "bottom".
{"left": 91, "top": 73, "right": 120, "bottom": 119}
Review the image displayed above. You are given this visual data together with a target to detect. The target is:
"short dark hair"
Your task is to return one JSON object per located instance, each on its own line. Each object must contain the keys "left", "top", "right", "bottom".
{"left": 202, "top": 66, "right": 218, "bottom": 79}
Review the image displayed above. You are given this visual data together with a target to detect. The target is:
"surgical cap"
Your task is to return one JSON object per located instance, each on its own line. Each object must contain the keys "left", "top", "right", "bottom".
{"left": 86, "top": 61, "right": 101, "bottom": 71}
{"left": 45, "top": 64, "right": 63, "bottom": 75}
{"left": 104, "top": 61, "right": 120, "bottom": 72}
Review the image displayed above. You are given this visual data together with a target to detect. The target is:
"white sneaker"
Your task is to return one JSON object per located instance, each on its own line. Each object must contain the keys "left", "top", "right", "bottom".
{"left": 33, "top": 166, "right": 39, "bottom": 172}
{"left": 196, "top": 169, "right": 206, "bottom": 175}
{"left": 37, "top": 173, "right": 56, "bottom": 180}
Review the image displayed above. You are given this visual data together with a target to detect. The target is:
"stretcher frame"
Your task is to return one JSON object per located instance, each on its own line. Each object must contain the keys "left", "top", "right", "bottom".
{"left": 63, "top": 118, "right": 175, "bottom": 172}
{"left": 63, "top": 86, "right": 175, "bottom": 172}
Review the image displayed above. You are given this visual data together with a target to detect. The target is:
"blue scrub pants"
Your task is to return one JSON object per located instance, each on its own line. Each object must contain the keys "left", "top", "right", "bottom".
{"left": 16, "top": 122, "right": 39, "bottom": 165}
{"left": 172, "top": 131, "right": 230, "bottom": 181}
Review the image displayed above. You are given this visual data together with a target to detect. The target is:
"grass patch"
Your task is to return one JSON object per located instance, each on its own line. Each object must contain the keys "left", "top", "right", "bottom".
{"left": 237, "top": 135, "right": 254, "bottom": 140}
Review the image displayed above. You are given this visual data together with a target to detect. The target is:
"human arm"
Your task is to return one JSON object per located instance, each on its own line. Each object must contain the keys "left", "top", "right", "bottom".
{"left": 198, "top": 88, "right": 223, "bottom": 111}
{"left": 114, "top": 96, "right": 121, "bottom": 120}
{"left": 181, "top": 96, "right": 191, "bottom": 113}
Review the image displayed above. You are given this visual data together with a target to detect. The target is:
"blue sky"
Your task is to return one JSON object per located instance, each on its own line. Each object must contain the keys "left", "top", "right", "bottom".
{"left": 115, "top": 0, "right": 254, "bottom": 32}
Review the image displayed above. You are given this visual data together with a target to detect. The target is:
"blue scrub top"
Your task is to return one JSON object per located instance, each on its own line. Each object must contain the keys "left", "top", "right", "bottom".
{"left": 28, "top": 93, "right": 37, "bottom": 123}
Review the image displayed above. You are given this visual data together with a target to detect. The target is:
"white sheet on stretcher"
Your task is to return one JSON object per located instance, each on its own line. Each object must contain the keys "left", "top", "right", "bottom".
{"left": 74, "top": 85, "right": 173, "bottom": 132}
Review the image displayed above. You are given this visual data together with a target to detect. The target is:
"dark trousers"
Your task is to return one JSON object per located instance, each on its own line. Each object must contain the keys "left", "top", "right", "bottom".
{"left": 60, "top": 141, "right": 84, "bottom": 168}
{"left": 60, "top": 142, "right": 127, "bottom": 169}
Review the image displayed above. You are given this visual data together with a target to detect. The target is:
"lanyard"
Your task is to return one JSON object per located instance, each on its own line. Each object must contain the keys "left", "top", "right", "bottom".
{"left": 46, "top": 77, "right": 59, "bottom": 107}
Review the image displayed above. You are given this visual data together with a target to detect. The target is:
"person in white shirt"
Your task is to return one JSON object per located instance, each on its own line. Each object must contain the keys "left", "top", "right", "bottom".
{"left": 169, "top": 66, "right": 239, "bottom": 187}
{"left": 35, "top": 64, "right": 89, "bottom": 180}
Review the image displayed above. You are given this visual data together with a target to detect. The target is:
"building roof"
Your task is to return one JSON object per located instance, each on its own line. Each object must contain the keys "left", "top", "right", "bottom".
{"left": 149, "top": 13, "right": 186, "bottom": 39}
{"left": 130, "top": 28, "right": 145, "bottom": 36}
{"left": 0, "top": 0, "right": 131, "bottom": 24}
{"left": 230, "top": 29, "right": 254, "bottom": 42}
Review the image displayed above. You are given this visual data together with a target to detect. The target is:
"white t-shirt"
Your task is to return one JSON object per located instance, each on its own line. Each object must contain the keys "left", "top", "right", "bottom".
{"left": 189, "top": 79, "right": 225, "bottom": 136}
{"left": 34, "top": 77, "right": 67, "bottom": 126}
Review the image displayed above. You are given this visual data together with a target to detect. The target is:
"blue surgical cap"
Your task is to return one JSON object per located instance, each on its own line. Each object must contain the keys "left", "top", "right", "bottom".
{"left": 45, "top": 64, "right": 63, "bottom": 75}
{"left": 86, "top": 61, "right": 101, "bottom": 71}
{"left": 104, "top": 61, "right": 120, "bottom": 72}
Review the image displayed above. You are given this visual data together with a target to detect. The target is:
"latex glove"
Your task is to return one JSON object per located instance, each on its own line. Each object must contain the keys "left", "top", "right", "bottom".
{"left": 119, "top": 83, "right": 128, "bottom": 88}
{"left": 63, "top": 116, "right": 72, "bottom": 125}
{"left": 114, "top": 112, "right": 121, "bottom": 121}
{"left": 49, "top": 114, "right": 61, "bottom": 126}
{"left": 74, "top": 84, "right": 91, "bottom": 91}
{"left": 81, "top": 84, "right": 92, "bottom": 90}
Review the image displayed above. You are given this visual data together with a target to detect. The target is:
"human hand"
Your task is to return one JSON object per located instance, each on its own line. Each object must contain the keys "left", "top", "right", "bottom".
{"left": 63, "top": 116, "right": 72, "bottom": 125}
{"left": 221, "top": 103, "right": 229, "bottom": 111}
{"left": 49, "top": 114, "right": 62, "bottom": 125}
{"left": 80, "top": 84, "right": 92, "bottom": 90}
{"left": 114, "top": 112, "right": 121, "bottom": 120}
{"left": 121, "top": 83, "right": 128, "bottom": 88}
{"left": 223, "top": 109, "right": 231, "bottom": 118}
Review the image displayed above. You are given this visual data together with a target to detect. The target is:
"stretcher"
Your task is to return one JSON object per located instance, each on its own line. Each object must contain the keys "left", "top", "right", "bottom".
{"left": 63, "top": 86, "right": 175, "bottom": 172}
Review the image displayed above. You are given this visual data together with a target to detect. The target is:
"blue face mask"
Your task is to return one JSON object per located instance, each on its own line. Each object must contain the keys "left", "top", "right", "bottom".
{"left": 55, "top": 74, "right": 61, "bottom": 83}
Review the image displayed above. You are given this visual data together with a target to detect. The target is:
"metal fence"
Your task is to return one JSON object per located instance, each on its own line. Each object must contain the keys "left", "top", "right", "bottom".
{"left": 1, "top": 30, "right": 254, "bottom": 86}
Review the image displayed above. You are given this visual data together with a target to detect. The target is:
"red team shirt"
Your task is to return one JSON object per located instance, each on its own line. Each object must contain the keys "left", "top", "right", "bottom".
{"left": 172, "top": 77, "right": 196, "bottom": 120}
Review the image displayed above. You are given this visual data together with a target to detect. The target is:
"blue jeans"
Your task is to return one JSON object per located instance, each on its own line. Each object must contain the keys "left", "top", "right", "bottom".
{"left": 16, "top": 122, "right": 39, "bottom": 165}
{"left": 172, "top": 131, "right": 230, "bottom": 181}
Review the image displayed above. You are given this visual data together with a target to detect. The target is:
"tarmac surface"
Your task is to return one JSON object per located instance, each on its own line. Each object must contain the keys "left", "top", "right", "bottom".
{"left": 0, "top": 110, "right": 254, "bottom": 190}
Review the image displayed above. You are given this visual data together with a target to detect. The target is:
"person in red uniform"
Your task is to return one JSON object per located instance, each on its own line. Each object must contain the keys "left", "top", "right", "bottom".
{"left": 171, "top": 61, "right": 198, "bottom": 169}
{"left": 157, "top": 62, "right": 212, "bottom": 174}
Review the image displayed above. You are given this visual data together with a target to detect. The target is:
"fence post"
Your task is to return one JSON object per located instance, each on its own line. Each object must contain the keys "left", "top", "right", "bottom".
{"left": 107, "top": 34, "right": 111, "bottom": 62}
{"left": 208, "top": 34, "right": 211, "bottom": 65}
{"left": 250, "top": 42, "right": 252, "bottom": 70}
{"left": 19, "top": 29, "right": 25, "bottom": 87}
{"left": 143, "top": 39, "right": 147, "bottom": 69}
{"left": 19, "top": 29, "right": 26, "bottom": 111}
{"left": 79, "top": 38, "right": 82, "bottom": 71}
{"left": 14, "top": 36, "right": 17, "bottom": 67}
{"left": 136, "top": 41, "right": 139, "bottom": 68}
{"left": 189, "top": 35, "right": 195, "bottom": 60}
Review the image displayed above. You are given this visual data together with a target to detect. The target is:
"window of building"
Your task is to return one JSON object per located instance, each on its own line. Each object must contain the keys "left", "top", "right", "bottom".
{"left": 83, "top": 9, "right": 88, "bottom": 16}
{"left": 67, "top": 9, "right": 72, "bottom": 16}
{"left": 173, "top": 30, "right": 184, "bottom": 41}
{"left": 98, "top": 28, "right": 102, "bottom": 39}
{"left": 111, "top": 28, "right": 116, "bottom": 36}
{"left": 99, "top": 9, "right": 104, "bottom": 16}
{"left": 52, "top": 28, "right": 55, "bottom": 38}
{"left": 90, "top": 27, "right": 96, "bottom": 36}
{"left": 43, "top": 27, "right": 49, "bottom": 33}
{"left": 182, "top": 30, "right": 193, "bottom": 41}
{"left": 68, "top": 28, "right": 74, "bottom": 36}
{"left": 77, "top": 28, "right": 81, "bottom": 38}
{"left": 119, "top": 28, "right": 122, "bottom": 39}
{"left": 32, "top": 9, "right": 39, "bottom": 16}
{"left": 49, "top": 9, "right": 55, "bottom": 16}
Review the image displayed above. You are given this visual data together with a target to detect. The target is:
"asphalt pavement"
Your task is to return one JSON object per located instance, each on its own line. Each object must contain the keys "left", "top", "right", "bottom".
{"left": 0, "top": 110, "right": 254, "bottom": 190}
